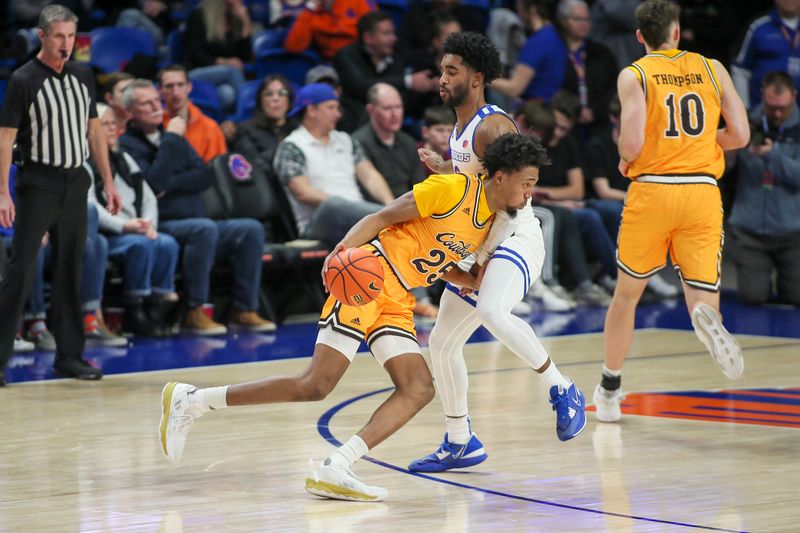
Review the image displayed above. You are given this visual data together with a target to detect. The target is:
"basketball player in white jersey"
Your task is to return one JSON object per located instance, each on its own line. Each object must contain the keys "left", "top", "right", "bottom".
{"left": 410, "top": 32, "right": 586, "bottom": 473}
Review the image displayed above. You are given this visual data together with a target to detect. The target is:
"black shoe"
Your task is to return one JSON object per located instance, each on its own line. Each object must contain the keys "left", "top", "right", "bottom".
{"left": 124, "top": 304, "right": 168, "bottom": 338}
{"left": 53, "top": 357, "right": 103, "bottom": 380}
{"left": 0, "top": 374, "right": 6, "bottom": 387}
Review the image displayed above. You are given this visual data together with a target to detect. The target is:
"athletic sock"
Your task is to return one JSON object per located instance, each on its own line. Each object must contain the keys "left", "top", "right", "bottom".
{"left": 327, "top": 435, "right": 369, "bottom": 470}
{"left": 195, "top": 386, "right": 228, "bottom": 412}
{"left": 445, "top": 415, "right": 471, "bottom": 445}
{"left": 600, "top": 365, "right": 622, "bottom": 391}
{"left": 539, "top": 360, "right": 572, "bottom": 390}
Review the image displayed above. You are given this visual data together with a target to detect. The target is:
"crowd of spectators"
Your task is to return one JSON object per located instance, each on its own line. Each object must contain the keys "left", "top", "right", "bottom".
{"left": 1, "top": 0, "right": 797, "bottom": 354}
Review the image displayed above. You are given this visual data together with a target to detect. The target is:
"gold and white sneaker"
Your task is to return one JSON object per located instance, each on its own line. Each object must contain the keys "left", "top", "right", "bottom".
{"left": 159, "top": 382, "right": 203, "bottom": 463}
{"left": 691, "top": 303, "right": 743, "bottom": 379}
{"left": 593, "top": 384, "right": 624, "bottom": 423}
{"left": 305, "top": 459, "right": 388, "bottom": 502}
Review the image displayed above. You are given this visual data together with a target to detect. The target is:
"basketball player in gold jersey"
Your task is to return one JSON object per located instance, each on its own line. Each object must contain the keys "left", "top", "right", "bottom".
{"left": 593, "top": 0, "right": 750, "bottom": 422}
{"left": 158, "top": 133, "right": 549, "bottom": 502}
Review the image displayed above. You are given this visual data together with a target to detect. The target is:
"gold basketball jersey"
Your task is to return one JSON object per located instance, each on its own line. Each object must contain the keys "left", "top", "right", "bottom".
{"left": 372, "top": 173, "right": 494, "bottom": 288}
{"left": 626, "top": 49, "right": 724, "bottom": 179}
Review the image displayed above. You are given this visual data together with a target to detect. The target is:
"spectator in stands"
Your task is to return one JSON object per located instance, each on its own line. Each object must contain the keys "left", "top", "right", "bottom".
{"left": 305, "top": 64, "right": 368, "bottom": 133}
{"left": 519, "top": 100, "right": 612, "bottom": 306}
{"left": 274, "top": 83, "right": 394, "bottom": 246}
{"left": 115, "top": 0, "right": 179, "bottom": 47}
{"left": 492, "top": 0, "right": 568, "bottom": 103}
{"left": 88, "top": 103, "right": 180, "bottom": 337}
{"left": 101, "top": 72, "right": 135, "bottom": 137}
{"left": 589, "top": 0, "right": 643, "bottom": 69}
{"left": 398, "top": 0, "right": 484, "bottom": 55}
{"left": 269, "top": 0, "right": 306, "bottom": 27}
{"left": 728, "top": 71, "right": 800, "bottom": 306}
{"left": 733, "top": 0, "right": 800, "bottom": 109}
{"left": 284, "top": 0, "right": 373, "bottom": 62}
{"left": 120, "top": 79, "right": 275, "bottom": 335}
{"left": 232, "top": 74, "right": 295, "bottom": 171}
{"left": 158, "top": 64, "right": 227, "bottom": 163}
{"left": 418, "top": 106, "right": 455, "bottom": 177}
{"left": 353, "top": 83, "right": 425, "bottom": 199}
{"left": 333, "top": 11, "right": 439, "bottom": 112}
{"left": 184, "top": 0, "right": 253, "bottom": 113}
{"left": 583, "top": 95, "right": 678, "bottom": 298}
{"left": 557, "top": 0, "right": 618, "bottom": 137}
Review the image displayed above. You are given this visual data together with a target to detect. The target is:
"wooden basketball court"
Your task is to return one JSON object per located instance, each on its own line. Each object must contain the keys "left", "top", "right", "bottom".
{"left": 2, "top": 328, "right": 797, "bottom": 532}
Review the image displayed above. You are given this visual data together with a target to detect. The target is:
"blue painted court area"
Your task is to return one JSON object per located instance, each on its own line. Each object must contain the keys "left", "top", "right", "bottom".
{"left": 4, "top": 293, "right": 799, "bottom": 385}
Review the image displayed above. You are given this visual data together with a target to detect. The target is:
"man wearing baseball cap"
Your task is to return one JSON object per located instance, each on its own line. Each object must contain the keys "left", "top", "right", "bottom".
{"left": 274, "top": 83, "right": 394, "bottom": 245}
{"left": 304, "top": 65, "right": 368, "bottom": 132}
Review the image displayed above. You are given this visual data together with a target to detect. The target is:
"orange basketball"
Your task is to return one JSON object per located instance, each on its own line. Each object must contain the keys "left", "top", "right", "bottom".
{"left": 325, "top": 248, "right": 384, "bottom": 306}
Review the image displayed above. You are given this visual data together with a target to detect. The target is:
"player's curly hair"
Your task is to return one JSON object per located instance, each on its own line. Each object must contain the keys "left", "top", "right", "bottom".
{"left": 483, "top": 133, "right": 550, "bottom": 178}
{"left": 442, "top": 32, "right": 502, "bottom": 84}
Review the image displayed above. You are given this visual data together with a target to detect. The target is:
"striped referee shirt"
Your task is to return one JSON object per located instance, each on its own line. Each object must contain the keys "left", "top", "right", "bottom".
{"left": 0, "top": 58, "right": 97, "bottom": 169}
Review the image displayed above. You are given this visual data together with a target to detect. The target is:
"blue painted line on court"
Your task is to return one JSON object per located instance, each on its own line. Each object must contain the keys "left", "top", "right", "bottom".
{"left": 659, "top": 411, "right": 800, "bottom": 426}
{"left": 315, "top": 386, "right": 748, "bottom": 533}
{"left": 694, "top": 405, "right": 800, "bottom": 418}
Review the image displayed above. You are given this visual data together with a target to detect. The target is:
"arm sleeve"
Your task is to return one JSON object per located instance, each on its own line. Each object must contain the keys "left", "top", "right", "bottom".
{"left": 0, "top": 76, "right": 28, "bottom": 128}
{"left": 352, "top": 137, "right": 367, "bottom": 165}
{"left": 412, "top": 173, "right": 469, "bottom": 217}
{"left": 517, "top": 33, "right": 545, "bottom": 70}
{"left": 273, "top": 141, "right": 307, "bottom": 186}
{"left": 765, "top": 146, "right": 800, "bottom": 191}
{"left": 474, "top": 210, "right": 518, "bottom": 266}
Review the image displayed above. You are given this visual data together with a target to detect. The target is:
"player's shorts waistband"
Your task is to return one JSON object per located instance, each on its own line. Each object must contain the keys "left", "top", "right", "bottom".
{"left": 634, "top": 174, "right": 718, "bottom": 186}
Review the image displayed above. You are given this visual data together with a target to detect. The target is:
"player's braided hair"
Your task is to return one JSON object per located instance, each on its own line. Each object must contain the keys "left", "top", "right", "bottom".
{"left": 442, "top": 32, "right": 502, "bottom": 84}
{"left": 483, "top": 133, "right": 550, "bottom": 178}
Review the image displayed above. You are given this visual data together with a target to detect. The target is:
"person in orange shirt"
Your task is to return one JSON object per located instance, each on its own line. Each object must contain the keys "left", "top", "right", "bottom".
{"left": 284, "top": 0, "right": 374, "bottom": 62}
{"left": 158, "top": 64, "right": 227, "bottom": 163}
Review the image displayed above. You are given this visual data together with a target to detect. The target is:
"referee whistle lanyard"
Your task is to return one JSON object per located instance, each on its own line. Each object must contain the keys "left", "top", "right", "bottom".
{"left": 569, "top": 44, "right": 589, "bottom": 108}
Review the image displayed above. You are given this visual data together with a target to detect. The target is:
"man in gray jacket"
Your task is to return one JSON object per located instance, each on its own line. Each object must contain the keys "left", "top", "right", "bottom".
{"left": 728, "top": 71, "right": 800, "bottom": 306}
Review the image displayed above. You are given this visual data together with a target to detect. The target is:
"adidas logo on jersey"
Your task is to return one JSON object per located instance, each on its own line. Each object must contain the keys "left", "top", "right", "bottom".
{"left": 462, "top": 207, "right": 471, "bottom": 215}
{"left": 350, "top": 317, "right": 361, "bottom": 325}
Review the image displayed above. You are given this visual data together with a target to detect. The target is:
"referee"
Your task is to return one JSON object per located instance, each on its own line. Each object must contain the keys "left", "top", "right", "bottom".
{"left": 0, "top": 5, "right": 121, "bottom": 386}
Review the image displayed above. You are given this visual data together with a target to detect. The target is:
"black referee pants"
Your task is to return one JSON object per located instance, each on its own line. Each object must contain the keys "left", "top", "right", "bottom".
{"left": 0, "top": 163, "right": 89, "bottom": 368}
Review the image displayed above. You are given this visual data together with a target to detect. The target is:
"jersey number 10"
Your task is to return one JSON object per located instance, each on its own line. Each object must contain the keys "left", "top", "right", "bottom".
{"left": 664, "top": 92, "right": 705, "bottom": 137}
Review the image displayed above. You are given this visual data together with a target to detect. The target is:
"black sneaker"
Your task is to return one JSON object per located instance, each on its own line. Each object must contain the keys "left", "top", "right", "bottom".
{"left": 53, "top": 357, "right": 103, "bottom": 380}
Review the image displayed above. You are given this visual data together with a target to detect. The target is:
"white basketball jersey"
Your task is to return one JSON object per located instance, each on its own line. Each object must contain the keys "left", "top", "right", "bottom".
{"left": 449, "top": 104, "right": 537, "bottom": 227}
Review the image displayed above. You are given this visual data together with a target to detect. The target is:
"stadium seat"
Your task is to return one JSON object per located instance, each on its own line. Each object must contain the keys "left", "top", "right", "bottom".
{"left": 165, "top": 27, "right": 185, "bottom": 64}
{"left": 232, "top": 80, "right": 262, "bottom": 122}
{"left": 377, "top": 0, "right": 407, "bottom": 30}
{"left": 252, "top": 28, "right": 288, "bottom": 57}
{"left": 188, "top": 78, "right": 223, "bottom": 122}
{"left": 246, "top": 0, "right": 273, "bottom": 27}
{"left": 89, "top": 26, "right": 157, "bottom": 73}
{"left": 254, "top": 49, "right": 320, "bottom": 87}
{"left": 208, "top": 154, "right": 329, "bottom": 322}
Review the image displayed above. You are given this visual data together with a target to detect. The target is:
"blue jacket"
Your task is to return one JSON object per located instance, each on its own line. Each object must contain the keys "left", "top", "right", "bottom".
{"left": 734, "top": 8, "right": 800, "bottom": 108}
{"left": 119, "top": 125, "right": 214, "bottom": 221}
{"left": 729, "top": 103, "right": 800, "bottom": 236}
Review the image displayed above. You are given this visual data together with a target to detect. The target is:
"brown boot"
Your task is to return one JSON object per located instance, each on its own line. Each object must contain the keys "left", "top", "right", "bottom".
{"left": 228, "top": 309, "right": 276, "bottom": 332}
{"left": 183, "top": 306, "right": 227, "bottom": 336}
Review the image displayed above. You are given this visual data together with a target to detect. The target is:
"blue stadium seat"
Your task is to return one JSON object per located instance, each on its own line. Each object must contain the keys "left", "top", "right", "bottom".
{"left": 252, "top": 28, "right": 288, "bottom": 57}
{"left": 90, "top": 26, "right": 157, "bottom": 73}
{"left": 245, "top": 0, "right": 272, "bottom": 27}
{"left": 233, "top": 80, "right": 263, "bottom": 122}
{"left": 254, "top": 49, "right": 320, "bottom": 87}
{"left": 377, "top": 0, "right": 407, "bottom": 30}
{"left": 166, "top": 27, "right": 185, "bottom": 64}
{"left": 188, "top": 79, "right": 223, "bottom": 122}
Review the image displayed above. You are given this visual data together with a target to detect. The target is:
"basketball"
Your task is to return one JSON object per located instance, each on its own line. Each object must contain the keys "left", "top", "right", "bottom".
{"left": 325, "top": 248, "right": 384, "bottom": 306}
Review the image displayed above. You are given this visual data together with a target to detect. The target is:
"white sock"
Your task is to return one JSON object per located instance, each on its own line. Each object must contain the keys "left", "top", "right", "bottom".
{"left": 539, "top": 361, "right": 571, "bottom": 390}
{"left": 196, "top": 386, "right": 228, "bottom": 413}
{"left": 327, "top": 435, "right": 369, "bottom": 470}
{"left": 445, "top": 415, "right": 471, "bottom": 445}
{"left": 603, "top": 365, "right": 622, "bottom": 377}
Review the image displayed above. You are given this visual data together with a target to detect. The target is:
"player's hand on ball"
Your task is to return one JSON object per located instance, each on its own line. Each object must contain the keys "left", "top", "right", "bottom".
{"left": 322, "top": 242, "right": 346, "bottom": 292}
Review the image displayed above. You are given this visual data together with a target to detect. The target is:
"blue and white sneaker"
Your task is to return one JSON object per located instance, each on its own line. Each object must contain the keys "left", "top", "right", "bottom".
{"left": 549, "top": 382, "right": 587, "bottom": 441}
{"left": 408, "top": 432, "right": 487, "bottom": 472}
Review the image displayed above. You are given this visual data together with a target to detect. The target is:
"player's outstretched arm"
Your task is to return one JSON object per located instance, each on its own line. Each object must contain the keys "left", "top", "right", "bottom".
{"left": 712, "top": 59, "right": 750, "bottom": 151}
{"left": 617, "top": 68, "right": 646, "bottom": 164}
{"left": 321, "top": 192, "right": 421, "bottom": 288}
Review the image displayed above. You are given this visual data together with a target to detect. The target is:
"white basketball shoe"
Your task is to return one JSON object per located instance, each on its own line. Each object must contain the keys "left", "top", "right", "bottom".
{"left": 159, "top": 382, "right": 203, "bottom": 462}
{"left": 593, "top": 384, "right": 624, "bottom": 423}
{"left": 691, "top": 303, "right": 744, "bottom": 379}
{"left": 306, "top": 459, "right": 388, "bottom": 502}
